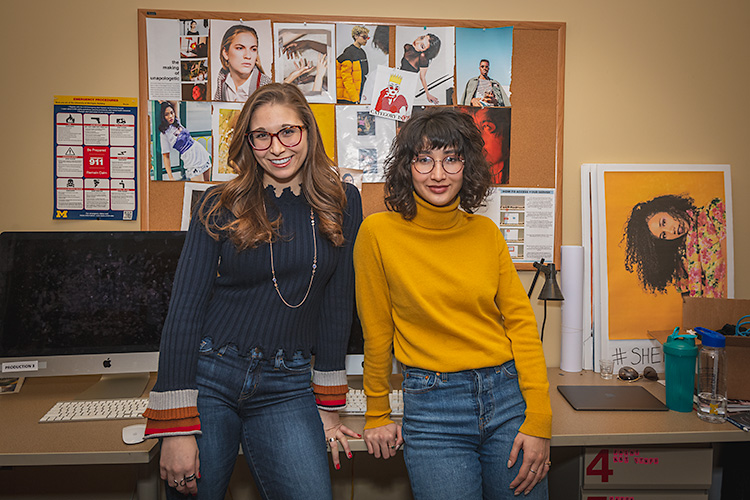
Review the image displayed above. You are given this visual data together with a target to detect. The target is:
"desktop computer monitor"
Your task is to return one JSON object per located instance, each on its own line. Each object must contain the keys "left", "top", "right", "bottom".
{"left": 0, "top": 231, "right": 185, "bottom": 399}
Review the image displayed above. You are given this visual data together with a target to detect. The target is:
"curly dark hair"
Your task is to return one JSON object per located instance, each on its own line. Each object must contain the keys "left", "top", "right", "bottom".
{"left": 622, "top": 194, "right": 695, "bottom": 294}
{"left": 384, "top": 107, "right": 492, "bottom": 219}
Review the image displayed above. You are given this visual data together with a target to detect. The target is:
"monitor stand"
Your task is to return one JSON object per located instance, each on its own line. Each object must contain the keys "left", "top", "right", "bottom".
{"left": 75, "top": 373, "right": 150, "bottom": 400}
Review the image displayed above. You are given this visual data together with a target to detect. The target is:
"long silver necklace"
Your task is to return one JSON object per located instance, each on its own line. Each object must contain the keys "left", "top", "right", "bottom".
{"left": 269, "top": 207, "right": 317, "bottom": 308}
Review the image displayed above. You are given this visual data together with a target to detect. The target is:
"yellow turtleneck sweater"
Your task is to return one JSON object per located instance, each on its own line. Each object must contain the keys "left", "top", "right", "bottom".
{"left": 353, "top": 195, "right": 552, "bottom": 439}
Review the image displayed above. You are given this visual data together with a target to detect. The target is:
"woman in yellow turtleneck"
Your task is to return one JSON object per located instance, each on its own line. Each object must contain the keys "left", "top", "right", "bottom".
{"left": 353, "top": 108, "right": 551, "bottom": 499}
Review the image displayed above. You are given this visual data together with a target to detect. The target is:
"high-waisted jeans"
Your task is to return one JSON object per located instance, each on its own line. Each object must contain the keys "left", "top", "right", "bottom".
{"left": 401, "top": 360, "right": 548, "bottom": 500}
{"left": 166, "top": 337, "right": 331, "bottom": 500}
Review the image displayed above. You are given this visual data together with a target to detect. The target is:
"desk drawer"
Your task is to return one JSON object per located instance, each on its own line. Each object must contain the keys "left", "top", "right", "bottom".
{"left": 582, "top": 491, "right": 707, "bottom": 500}
{"left": 582, "top": 447, "right": 712, "bottom": 489}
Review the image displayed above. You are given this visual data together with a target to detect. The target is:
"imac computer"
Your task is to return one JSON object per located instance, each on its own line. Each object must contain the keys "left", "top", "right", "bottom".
{"left": 0, "top": 231, "right": 185, "bottom": 399}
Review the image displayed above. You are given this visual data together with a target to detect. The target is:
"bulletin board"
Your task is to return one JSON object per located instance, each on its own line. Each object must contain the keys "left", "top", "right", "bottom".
{"left": 137, "top": 10, "right": 565, "bottom": 269}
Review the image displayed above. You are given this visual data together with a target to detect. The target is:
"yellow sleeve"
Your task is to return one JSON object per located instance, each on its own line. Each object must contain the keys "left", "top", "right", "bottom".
{"left": 338, "top": 60, "right": 358, "bottom": 103}
{"left": 353, "top": 218, "right": 396, "bottom": 429}
{"left": 494, "top": 231, "right": 552, "bottom": 439}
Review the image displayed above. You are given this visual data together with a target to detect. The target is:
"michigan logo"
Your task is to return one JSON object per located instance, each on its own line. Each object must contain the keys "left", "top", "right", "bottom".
{"left": 55, "top": 210, "right": 68, "bottom": 218}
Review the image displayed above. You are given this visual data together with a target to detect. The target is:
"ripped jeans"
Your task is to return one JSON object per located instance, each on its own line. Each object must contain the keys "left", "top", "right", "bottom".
{"left": 166, "top": 337, "right": 331, "bottom": 500}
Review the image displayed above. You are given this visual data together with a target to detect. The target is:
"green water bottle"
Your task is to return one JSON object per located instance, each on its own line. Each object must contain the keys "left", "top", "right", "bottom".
{"left": 662, "top": 327, "right": 698, "bottom": 413}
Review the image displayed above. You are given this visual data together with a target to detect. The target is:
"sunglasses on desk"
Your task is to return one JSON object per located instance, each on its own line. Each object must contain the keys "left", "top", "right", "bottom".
{"left": 617, "top": 365, "right": 659, "bottom": 382}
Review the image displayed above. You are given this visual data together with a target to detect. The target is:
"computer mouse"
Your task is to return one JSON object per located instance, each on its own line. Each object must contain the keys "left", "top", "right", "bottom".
{"left": 122, "top": 423, "right": 146, "bottom": 445}
{"left": 643, "top": 366, "right": 658, "bottom": 381}
{"left": 618, "top": 366, "right": 639, "bottom": 381}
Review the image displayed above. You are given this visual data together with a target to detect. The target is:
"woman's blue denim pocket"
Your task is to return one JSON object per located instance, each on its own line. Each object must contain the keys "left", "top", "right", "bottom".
{"left": 277, "top": 350, "right": 311, "bottom": 373}
{"left": 402, "top": 366, "right": 439, "bottom": 394}
{"left": 496, "top": 359, "right": 518, "bottom": 379}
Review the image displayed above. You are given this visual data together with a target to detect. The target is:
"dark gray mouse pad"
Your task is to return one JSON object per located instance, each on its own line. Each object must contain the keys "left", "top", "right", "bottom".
{"left": 558, "top": 385, "right": 668, "bottom": 411}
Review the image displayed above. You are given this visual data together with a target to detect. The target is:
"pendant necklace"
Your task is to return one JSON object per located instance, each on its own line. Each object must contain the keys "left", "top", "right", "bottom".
{"left": 269, "top": 207, "right": 317, "bottom": 308}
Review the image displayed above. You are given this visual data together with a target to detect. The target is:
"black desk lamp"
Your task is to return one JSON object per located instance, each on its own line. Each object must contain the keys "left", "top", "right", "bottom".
{"left": 527, "top": 258, "right": 564, "bottom": 341}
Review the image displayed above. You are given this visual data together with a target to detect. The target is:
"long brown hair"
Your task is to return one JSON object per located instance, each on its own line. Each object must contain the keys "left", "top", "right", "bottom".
{"left": 200, "top": 83, "right": 347, "bottom": 250}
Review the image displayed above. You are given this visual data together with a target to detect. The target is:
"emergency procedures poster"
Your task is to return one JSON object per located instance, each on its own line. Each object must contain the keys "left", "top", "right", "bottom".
{"left": 53, "top": 96, "right": 138, "bottom": 221}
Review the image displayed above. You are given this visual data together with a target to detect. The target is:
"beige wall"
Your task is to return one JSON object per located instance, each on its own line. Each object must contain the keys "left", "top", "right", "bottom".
{"left": 2, "top": 0, "right": 749, "bottom": 369}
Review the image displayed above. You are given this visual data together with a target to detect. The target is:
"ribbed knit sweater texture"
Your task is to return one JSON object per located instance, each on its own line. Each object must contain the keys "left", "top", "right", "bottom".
{"left": 143, "top": 184, "right": 361, "bottom": 437}
{"left": 353, "top": 195, "right": 552, "bottom": 439}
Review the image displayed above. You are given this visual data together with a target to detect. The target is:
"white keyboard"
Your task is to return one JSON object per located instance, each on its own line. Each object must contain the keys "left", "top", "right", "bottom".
{"left": 340, "top": 388, "right": 403, "bottom": 416}
{"left": 39, "top": 398, "right": 149, "bottom": 423}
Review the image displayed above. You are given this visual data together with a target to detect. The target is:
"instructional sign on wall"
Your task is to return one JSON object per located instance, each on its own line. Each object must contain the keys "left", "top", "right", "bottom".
{"left": 54, "top": 96, "right": 138, "bottom": 220}
{"left": 475, "top": 187, "right": 556, "bottom": 263}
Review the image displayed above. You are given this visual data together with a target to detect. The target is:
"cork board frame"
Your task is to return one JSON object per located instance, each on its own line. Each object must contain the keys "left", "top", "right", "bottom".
{"left": 137, "top": 10, "right": 565, "bottom": 270}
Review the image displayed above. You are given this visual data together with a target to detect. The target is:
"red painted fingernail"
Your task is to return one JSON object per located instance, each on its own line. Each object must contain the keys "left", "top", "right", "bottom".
{"left": 357, "top": 434, "right": 362, "bottom": 438}
{"left": 336, "top": 463, "right": 341, "bottom": 470}
{"left": 347, "top": 452, "right": 352, "bottom": 459}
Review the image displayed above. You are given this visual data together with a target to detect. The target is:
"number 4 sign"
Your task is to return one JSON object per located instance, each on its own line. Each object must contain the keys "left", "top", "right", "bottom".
{"left": 585, "top": 449, "right": 614, "bottom": 483}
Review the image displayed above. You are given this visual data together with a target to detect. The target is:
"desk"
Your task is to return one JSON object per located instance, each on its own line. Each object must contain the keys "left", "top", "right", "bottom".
{"left": 0, "top": 374, "right": 160, "bottom": 500}
{"left": 4, "top": 370, "right": 750, "bottom": 500}
{"left": 547, "top": 368, "right": 750, "bottom": 498}
{"left": 547, "top": 367, "right": 750, "bottom": 446}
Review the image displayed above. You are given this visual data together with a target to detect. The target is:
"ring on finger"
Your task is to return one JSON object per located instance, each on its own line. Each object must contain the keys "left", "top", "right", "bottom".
{"left": 184, "top": 473, "right": 197, "bottom": 482}
{"left": 328, "top": 437, "right": 336, "bottom": 444}
{"left": 172, "top": 479, "right": 179, "bottom": 487}
{"left": 529, "top": 469, "right": 537, "bottom": 474}
{"left": 545, "top": 461, "right": 552, "bottom": 466}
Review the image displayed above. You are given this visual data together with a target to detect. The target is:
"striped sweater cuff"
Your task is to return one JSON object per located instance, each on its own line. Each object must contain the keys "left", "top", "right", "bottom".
{"left": 312, "top": 369, "right": 347, "bottom": 410}
{"left": 144, "top": 416, "right": 201, "bottom": 439}
{"left": 144, "top": 389, "right": 199, "bottom": 419}
{"left": 142, "top": 389, "right": 200, "bottom": 439}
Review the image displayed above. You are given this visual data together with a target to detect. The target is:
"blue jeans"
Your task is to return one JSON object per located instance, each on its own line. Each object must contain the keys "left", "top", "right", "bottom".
{"left": 401, "top": 361, "right": 548, "bottom": 500}
{"left": 167, "top": 338, "right": 332, "bottom": 500}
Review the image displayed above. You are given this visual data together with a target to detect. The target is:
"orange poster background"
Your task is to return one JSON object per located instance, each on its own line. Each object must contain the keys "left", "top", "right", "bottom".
{"left": 603, "top": 170, "right": 726, "bottom": 340}
{"left": 310, "top": 104, "right": 336, "bottom": 164}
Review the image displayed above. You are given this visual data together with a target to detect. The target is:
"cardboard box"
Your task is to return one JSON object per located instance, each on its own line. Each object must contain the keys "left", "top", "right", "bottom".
{"left": 682, "top": 297, "right": 750, "bottom": 401}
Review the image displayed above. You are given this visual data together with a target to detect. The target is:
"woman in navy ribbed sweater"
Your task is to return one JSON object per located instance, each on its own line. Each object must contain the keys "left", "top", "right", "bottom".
{"left": 143, "top": 83, "right": 362, "bottom": 499}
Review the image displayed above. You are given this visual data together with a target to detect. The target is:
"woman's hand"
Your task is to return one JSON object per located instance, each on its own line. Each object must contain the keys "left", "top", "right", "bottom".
{"left": 319, "top": 409, "right": 360, "bottom": 470}
{"left": 418, "top": 67, "right": 439, "bottom": 104}
{"left": 312, "top": 54, "right": 328, "bottom": 92}
{"left": 160, "top": 435, "right": 200, "bottom": 496}
{"left": 283, "top": 39, "right": 327, "bottom": 58}
{"left": 363, "top": 422, "right": 403, "bottom": 459}
{"left": 507, "top": 432, "right": 551, "bottom": 496}
{"left": 283, "top": 59, "right": 314, "bottom": 84}
{"left": 161, "top": 153, "right": 175, "bottom": 181}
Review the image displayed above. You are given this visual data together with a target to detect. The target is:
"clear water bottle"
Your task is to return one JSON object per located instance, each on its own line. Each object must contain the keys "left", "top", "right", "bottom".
{"left": 696, "top": 327, "right": 727, "bottom": 423}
